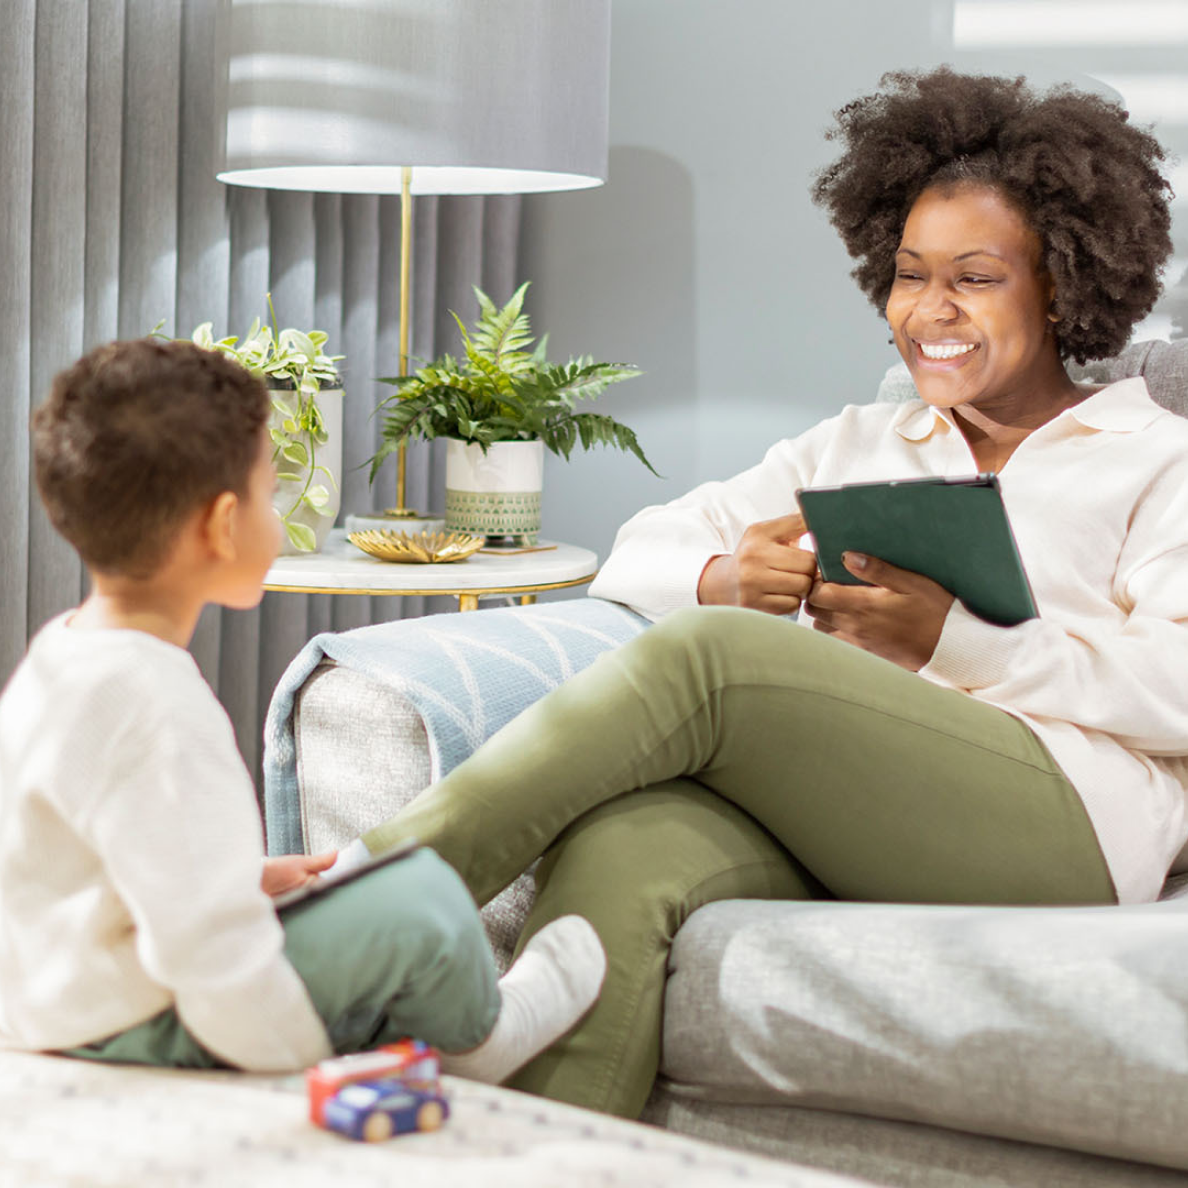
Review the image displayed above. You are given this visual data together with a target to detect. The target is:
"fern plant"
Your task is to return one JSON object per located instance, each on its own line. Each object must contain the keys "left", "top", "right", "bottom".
{"left": 366, "top": 283, "right": 657, "bottom": 484}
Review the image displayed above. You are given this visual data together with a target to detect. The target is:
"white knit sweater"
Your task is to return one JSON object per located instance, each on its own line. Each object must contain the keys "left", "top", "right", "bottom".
{"left": 0, "top": 616, "right": 332, "bottom": 1069}
{"left": 589, "top": 379, "right": 1188, "bottom": 904}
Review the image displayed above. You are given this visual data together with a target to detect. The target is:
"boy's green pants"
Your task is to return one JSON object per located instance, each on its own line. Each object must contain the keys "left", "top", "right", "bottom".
{"left": 66, "top": 849, "right": 500, "bottom": 1068}
{"left": 362, "top": 606, "right": 1117, "bottom": 1118}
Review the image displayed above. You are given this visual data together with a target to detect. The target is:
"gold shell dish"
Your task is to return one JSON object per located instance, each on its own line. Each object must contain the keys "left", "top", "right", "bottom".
{"left": 347, "top": 529, "right": 485, "bottom": 564}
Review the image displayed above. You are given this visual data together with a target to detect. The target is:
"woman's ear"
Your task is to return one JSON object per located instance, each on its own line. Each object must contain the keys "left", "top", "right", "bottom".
{"left": 1044, "top": 275, "right": 1060, "bottom": 324}
{"left": 201, "top": 491, "right": 240, "bottom": 562}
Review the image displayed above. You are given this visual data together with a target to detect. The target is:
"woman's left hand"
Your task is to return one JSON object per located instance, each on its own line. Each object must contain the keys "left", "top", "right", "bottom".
{"left": 261, "top": 851, "right": 338, "bottom": 898}
{"left": 806, "top": 551, "right": 955, "bottom": 671}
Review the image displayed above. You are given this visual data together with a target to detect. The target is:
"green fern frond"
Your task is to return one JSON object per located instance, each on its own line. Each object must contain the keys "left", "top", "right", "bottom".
{"left": 470, "top": 282, "right": 535, "bottom": 366}
{"left": 541, "top": 412, "right": 661, "bottom": 476}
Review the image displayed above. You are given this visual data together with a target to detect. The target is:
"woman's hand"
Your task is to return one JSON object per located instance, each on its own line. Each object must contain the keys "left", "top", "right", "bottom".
{"left": 697, "top": 513, "right": 817, "bottom": 615}
{"left": 806, "top": 551, "right": 955, "bottom": 671}
{"left": 261, "top": 851, "right": 337, "bottom": 898}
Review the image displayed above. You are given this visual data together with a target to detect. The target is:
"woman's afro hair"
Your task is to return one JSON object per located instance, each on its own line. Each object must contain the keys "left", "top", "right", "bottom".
{"left": 811, "top": 67, "right": 1173, "bottom": 363}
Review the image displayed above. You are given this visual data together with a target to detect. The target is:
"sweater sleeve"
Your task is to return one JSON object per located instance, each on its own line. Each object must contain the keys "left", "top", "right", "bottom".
{"left": 589, "top": 426, "right": 831, "bottom": 620}
{"left": 923, "top": 489, "right": 1188, "bottom": 755}
{"left": 80, "top": 689, "right": 332, "bottom": 1071}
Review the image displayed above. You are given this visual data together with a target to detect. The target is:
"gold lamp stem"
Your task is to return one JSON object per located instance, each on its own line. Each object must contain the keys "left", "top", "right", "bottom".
{"left": 391, "top": 163, "right": 418, "bottom": 518}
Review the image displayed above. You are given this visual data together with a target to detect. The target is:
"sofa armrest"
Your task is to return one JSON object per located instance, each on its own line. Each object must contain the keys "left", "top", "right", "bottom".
{"left": 263, "top": 595, "right": 648, "bottom": 855}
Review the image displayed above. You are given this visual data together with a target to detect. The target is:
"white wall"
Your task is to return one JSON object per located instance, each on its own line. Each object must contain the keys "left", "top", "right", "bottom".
{"left": 521, "top": 0, "right": 947, "bottom": 563}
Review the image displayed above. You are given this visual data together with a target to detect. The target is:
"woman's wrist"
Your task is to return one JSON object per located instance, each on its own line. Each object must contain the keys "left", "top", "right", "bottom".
{"left": 697, "top": 554, "right": 736, "bottom": 605}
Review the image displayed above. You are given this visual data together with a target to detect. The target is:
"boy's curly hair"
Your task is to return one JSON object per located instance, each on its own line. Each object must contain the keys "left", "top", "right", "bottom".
{"left": 33, "top": 338, "right": 271, "bottom": 578}
{"left": 811, "top": 67, "right": 1173, "bottom": 363}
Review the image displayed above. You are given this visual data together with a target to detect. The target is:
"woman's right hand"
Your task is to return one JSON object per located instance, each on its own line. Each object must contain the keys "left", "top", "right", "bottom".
{"left": 697, "top": 513, "right": 817, "bottom": 615}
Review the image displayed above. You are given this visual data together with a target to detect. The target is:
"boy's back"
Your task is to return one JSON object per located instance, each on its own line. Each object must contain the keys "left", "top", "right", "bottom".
{"left": 0, "top": 612, "right": 331, "bottom": 1068}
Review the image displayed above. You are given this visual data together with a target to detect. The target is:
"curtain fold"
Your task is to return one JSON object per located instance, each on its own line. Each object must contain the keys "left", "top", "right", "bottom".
{"left": 2, "top": 0, "right": 521, "bottom": 790}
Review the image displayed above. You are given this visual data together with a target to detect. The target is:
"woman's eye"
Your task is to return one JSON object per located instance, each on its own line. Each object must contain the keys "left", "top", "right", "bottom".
{"left": 895, "top": 271, "right": 922, "bottom": 281}
{"left": 960, "top": 276, "right": 995, "bottom": 286}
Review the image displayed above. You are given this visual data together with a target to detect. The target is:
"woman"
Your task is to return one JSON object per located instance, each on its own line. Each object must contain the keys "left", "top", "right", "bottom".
{"left": 350, "top": 68, "right": 1187, "bottom": 1117}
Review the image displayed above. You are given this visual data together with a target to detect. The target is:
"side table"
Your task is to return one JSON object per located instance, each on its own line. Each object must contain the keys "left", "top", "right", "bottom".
{"left": 264, "top": 529, "right": 599, "bottom": 612}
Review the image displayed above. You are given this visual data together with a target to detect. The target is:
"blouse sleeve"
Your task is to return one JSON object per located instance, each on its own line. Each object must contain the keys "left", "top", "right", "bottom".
{"left": 589, "top": 418, "right": 839, "bottom": 620}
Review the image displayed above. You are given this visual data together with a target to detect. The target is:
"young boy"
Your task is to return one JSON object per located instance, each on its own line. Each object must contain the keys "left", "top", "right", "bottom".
{"left": 0, "top": 338, "right": 604, "bottom": 1078}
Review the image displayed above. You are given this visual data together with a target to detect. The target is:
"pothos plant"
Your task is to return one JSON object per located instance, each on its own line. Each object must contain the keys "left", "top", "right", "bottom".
{"left": 366, "top": 282, "right": 658, "bottom": 485}
{"left": 158, "top": 294, "right": 344, "bottom": 551}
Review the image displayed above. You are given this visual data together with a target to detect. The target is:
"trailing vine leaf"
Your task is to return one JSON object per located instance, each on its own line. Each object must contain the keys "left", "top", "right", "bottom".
{"left": 366, "top": 282, "right": 659, "bottom": 482}
{"left": 154, "top": 291, "right": 344, "bottom": 551}
{"left": 285, "top": 521, "right": 318, "bottom": 551}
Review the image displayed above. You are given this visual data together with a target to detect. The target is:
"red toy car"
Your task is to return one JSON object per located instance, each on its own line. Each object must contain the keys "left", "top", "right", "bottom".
{"left": 306, "top": 1040, "right": 441, "bottom": 1126}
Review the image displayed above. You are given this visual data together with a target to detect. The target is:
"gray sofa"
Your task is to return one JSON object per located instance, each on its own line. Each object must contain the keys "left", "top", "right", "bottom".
{"left": 264, "top": 340, "right": 1188, "bottom": 1187}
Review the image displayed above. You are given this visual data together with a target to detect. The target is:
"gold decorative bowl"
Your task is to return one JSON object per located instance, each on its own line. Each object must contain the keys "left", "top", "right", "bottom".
{"left": 347, "top": 529, "right": 485, "bottom": 564}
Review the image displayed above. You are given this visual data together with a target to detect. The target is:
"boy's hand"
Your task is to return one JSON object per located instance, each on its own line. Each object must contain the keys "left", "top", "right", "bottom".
{"left": 261, "top": 851, "right": 337, "bottom": 898}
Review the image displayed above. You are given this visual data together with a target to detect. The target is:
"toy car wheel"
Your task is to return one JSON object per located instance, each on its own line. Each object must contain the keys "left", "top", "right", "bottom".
{"left": 416, "top": 1101, "right": 445, "bottom": 1132}
{"left": 362, "top": 1111, "right": 394, "bottom": 1143}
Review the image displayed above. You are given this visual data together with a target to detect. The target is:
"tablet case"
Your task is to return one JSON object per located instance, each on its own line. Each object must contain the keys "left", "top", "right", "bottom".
{"left": 273, "top": 837, "right": 421, "bottom": 912}
{"left": 796, "top": 475, "right": 1037, "bottom": 627}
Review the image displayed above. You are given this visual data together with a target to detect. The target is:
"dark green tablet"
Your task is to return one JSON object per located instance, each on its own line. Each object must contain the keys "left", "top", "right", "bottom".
{"left": 796, "top": 474, "right": 1037, "bottom": 627}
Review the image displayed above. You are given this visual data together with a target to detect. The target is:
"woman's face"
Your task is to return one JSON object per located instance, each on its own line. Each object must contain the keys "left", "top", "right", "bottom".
{"left": 885, "top": 183, "right": 1058, "bottom": 414}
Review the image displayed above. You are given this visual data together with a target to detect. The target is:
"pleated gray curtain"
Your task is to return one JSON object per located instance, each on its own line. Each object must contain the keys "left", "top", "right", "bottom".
{"left": 2, "top": 0, "right": 522, "bottom": 781}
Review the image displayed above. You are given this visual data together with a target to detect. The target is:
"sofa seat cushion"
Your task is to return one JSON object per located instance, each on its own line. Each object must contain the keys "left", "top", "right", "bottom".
{"left": 659, "top": 894, "right": 1188, "bottom": 1172}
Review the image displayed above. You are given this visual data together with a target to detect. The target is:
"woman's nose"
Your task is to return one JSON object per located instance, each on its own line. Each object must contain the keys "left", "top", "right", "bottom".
{"left": 916, "top": 280, "right": 960, "bottom": 322}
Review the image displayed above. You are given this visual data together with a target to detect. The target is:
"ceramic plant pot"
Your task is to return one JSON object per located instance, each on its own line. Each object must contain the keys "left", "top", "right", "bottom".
{"left": 271, "top": 386, "right": 344, "bottom": 555}
{"left": 444, "top": 438, "right": 544, "bottom": 544}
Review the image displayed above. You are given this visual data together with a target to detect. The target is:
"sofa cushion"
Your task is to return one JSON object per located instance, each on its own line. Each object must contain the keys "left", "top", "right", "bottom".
{"left": 660, "top": 893, "right": 1188, "bottom": 1172}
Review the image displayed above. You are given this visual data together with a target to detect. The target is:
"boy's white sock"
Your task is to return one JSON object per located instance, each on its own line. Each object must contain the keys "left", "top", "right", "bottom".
{"left": 439, "top": 915, "right": 606, "bottom": 1085}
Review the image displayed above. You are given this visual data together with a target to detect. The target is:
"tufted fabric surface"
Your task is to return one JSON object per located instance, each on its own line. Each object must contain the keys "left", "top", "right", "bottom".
{"left": 0, "top": 1050, "right": 835, "bottom": 1188}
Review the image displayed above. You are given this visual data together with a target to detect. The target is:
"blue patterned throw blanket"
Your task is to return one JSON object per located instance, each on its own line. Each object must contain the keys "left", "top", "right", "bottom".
{"left": 263, "top": 597, "right": 649, "bottom": 854}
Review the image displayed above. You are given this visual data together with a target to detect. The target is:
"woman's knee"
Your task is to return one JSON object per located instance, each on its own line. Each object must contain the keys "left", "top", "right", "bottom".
{"left": 530, "top": 785, "right": 803, "bottom": 942}
{"left": 620, "top": 606, "right": 808, "bottom": 702}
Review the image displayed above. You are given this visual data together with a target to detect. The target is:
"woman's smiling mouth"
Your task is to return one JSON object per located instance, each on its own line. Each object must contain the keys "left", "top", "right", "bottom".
{"left": 915, "top": 340, "right": 979, "bottom": 362}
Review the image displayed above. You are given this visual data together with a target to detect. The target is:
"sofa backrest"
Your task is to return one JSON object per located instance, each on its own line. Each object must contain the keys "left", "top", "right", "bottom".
{"left": 877, "top": 338, "right": 1188, "bottom": 416}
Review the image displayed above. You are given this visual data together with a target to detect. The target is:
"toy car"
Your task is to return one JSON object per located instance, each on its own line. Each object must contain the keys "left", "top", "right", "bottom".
{"left": 321, "top": 1078, "right": 451, "bottom": 1142}
{"left": 306, "top": 1040, "right": 441, "bottom": 1125}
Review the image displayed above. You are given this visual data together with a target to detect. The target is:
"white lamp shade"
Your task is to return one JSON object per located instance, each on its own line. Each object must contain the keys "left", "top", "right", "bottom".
{"left": 215, "top": 0, "right": 611, "bottom": 194}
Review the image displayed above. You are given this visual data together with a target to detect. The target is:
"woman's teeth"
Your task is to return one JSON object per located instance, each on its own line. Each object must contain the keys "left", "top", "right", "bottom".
{"left": 918, "top": 342, "right": 976, "bottom": 360}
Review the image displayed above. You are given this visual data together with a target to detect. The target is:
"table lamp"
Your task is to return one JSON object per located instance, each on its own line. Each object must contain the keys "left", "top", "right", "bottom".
{"left": 214, "top": 0, "right": 611, "bottom": 519}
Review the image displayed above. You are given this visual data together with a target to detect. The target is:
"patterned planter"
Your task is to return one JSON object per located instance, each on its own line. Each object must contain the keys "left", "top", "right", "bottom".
{"left": 444, "top": 439, "right": 544, "bottom": 544}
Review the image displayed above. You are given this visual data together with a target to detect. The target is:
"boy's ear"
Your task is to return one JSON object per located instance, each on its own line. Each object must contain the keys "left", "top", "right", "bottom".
{"left": 201, "top": 491, "right": 241, "bottom": 562}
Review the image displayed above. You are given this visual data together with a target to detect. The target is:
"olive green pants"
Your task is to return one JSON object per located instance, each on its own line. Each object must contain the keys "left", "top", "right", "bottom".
{"left": 363, "top": 606, "right": 1116, "bottom": 1117}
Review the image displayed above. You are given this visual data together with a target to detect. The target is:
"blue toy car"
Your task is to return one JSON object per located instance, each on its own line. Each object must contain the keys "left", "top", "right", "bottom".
{"left": 322, "top": 1077, "right": 450, "bottom": 1142}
